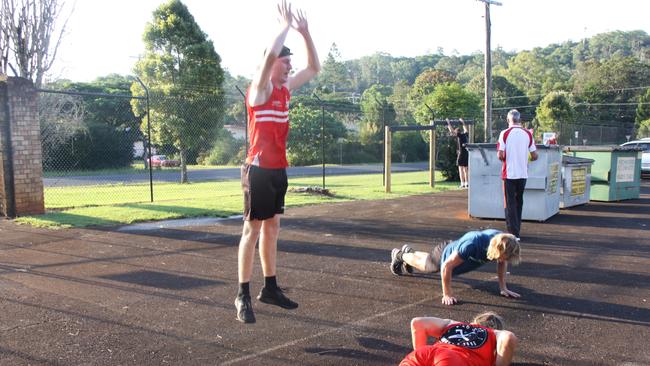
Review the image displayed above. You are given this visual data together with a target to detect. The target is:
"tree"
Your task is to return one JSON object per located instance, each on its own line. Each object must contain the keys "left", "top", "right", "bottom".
{"left": 580, "top": 30, "right": 650, "bottom": 63}
{"left": 417, "top": 83, "right": 481, "bottom": 180}
{"left": 456, "top": 53, "right": 484, "bottom": 84}
{"left": 434, "top": 55, "right": 467, "bottom": 77}
{"left": 0, "top": 0, "right": 70, "bottom": 87}
{"left": 392, "top": 131, "right": 427, "bottom": 163}
{"left": 408, "top": 69, "right": 455, "bottom": 118}
{"left": 414, "top": 83, "right": 479, "bottom": 126}
{"left": 286, "top": 103, "right": 347, "bottom": 166}
{"left": 390, "top": 58, "right": 419, "bottom": 84}
{"left": 573, "top": 56, "right": 650, "bottom": 124}
{"left": 501, "top": 49, "right": 571, "bottom": 102}
{"left": 39, "top": 88, "right": 85, "bottom": 171}
{"left": 535, "top": 91, "right": 575, "bottom": 138}
{"left": 317, "top": 43, "right": 349, "bottom": 93}
{"left": 40, "top": 75, "right": 142, "bottom": 170}
{"left": 636, "top": 89, "right": 650, "bottom": 138}
{"left": 357, "top": 52, "right": 395, "bottom": 89}
{"left": 131, "top": 0, "right": 225, "bottom": 183}
{"left": 389, "top": 80, "right": 415, "bottom": 125}
{"left": 467, "top": 75, "right": 529, "bottom": 134}
{"left": 199, "top": 128, "right": 244, "bottom": 165}
{"left": 636, "top": 119, "right": 650, "bottom": 139}
{"left": 360, "top": 84, "right": 395, "bottom": 143}
{"left": 222, "top": 71, "right": 250, "bottom": 126}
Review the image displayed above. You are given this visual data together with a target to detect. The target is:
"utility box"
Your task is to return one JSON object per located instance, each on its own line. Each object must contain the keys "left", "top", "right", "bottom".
{"left": 560, "top": 155, "right": 594, "bottom": 208}
{"left": 466, "top": 144, "right": 561, "bottom": 221}
{"left": 563, "top": 146, "right": 642, "bottom": 201}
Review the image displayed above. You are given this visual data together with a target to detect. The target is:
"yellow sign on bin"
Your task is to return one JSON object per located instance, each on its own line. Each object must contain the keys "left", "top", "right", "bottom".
{"left": 571, "top": 168, "right": 586, "bottom": 196}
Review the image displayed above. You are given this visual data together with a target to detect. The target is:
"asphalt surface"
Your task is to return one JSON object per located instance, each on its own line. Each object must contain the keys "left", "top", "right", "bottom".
{"left": 0, "top": 181, "right": 648, "bottom": 365}
{"left": 44, "top": 162, "right": 429, "bottom": 187}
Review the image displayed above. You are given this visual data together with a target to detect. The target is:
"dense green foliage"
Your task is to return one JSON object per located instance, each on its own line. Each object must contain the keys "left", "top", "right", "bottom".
{"left": 287, "top": 103, "right": 347, "bottom": 166}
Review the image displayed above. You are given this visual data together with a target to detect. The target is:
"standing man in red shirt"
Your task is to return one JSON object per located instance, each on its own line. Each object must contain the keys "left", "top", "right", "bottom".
{"left": 497, "top": 110, "right": 538, "bottom": 240}
{"left": 234, "top": 0, "right": 320, "bottom": 324}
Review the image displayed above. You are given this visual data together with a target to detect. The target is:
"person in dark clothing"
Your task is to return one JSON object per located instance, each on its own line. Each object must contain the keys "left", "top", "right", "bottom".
{"left": 447, "top": 118, "right": 469, "bottom": 188}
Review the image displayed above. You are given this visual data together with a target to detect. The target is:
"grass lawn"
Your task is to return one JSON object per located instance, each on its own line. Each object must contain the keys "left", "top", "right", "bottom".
{"left": 17, "top": 171, "right": 456, "bottom": 229}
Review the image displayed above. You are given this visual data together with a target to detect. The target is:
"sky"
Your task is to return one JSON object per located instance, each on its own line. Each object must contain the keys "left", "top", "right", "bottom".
{"left": 51, "top": 0, "right": 650, "bottom": 83}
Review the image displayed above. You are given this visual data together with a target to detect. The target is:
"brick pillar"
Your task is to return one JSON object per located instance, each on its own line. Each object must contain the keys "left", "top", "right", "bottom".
{"left": 0, "top": 76, "right": 45, "bottom": 216}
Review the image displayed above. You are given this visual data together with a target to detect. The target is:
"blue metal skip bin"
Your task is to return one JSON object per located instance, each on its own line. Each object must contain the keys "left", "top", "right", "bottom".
{"left": 465, "top": 144, "right": 561, "bottom": 221}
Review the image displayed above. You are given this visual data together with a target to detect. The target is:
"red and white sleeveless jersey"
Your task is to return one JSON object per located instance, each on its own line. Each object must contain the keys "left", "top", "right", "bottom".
{"left": 246, "top": 86, "right": 291, "bottom": 169}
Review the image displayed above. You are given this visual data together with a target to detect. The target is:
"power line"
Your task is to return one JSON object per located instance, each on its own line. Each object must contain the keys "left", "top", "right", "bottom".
{"left": 491, "top": 85, "right": 650, "bottom": 101}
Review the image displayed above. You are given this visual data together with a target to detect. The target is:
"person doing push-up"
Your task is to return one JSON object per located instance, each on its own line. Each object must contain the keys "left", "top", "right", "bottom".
{"left": 390, "top": 229, "right": 521, "bottom": 305}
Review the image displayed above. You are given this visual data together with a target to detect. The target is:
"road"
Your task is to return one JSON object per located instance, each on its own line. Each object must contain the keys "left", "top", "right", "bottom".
{"left": 44, "top": 162, "right": 430, "bottom": 187}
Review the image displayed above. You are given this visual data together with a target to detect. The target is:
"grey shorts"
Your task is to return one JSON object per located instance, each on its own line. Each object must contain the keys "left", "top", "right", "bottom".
{"left": 430, "top": 240, "right": 452, "bottom": 273}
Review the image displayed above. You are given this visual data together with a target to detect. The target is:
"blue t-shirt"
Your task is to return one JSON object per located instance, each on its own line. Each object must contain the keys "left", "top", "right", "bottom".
{"left": 440, "top": 229, "right": 501, "bottom": 275}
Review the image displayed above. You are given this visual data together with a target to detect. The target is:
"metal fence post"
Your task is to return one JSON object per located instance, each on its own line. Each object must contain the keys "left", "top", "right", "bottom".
{"left": 235, "top": 85, "right": 248, "bottom": 153}
{"left": 312, "top": 93, "right": 326, "bottom": 189}
{"left": 136, "top": 77, "right": 154, "bottom": 203}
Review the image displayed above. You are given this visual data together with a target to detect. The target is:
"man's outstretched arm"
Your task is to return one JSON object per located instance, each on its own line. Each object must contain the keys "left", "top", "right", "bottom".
{"left": 287, "top": 8, "right": 320, "bottom": 91}
{"left": 249, "top": 1, "right": 293, "bottom": 106}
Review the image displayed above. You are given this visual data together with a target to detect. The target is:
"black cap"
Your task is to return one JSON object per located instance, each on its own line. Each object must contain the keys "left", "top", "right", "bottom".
{"left": 279, "top": 46, "right": 292, "bottom": 58}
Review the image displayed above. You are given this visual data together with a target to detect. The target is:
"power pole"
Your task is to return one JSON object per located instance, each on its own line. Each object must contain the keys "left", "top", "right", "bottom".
{"left": 477, "top": 0, "right": 502, "bottom": 142}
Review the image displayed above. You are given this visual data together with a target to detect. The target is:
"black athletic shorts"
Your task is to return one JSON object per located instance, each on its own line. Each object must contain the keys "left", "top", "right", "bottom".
{"left": 241, "top": 164, "right": 288, "bottom": 221}
{"left": 430, "top": 240, "right": 453, "bottom": 273}
{"left": 457, "top": 148, "right": 469, "bottom": 167}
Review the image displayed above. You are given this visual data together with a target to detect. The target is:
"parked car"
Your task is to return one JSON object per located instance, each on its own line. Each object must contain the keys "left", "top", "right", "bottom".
{"left": 148, "top": 155, "right": 180, "bottom": 168}
{"left": 620, "top": 137, "right": 650, "bottom": 176}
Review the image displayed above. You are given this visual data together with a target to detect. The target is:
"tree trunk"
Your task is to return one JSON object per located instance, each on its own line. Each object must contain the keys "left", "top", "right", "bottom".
{"left": 180, "top": 148, "right": 188, "bottom": 183}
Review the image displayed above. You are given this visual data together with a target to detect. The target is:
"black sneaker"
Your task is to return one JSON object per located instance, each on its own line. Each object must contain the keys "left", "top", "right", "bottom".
{"left": 257, "top": 287, "right": 298, "bottom": 309}
{"left": 401, "top": 244, "right": 415, "bottom": 274}
{"left": 390, "top": 248, "right": 403, "bottom": 276}
{"left": 235, "top": 295, "right": 256, "bottom": 323}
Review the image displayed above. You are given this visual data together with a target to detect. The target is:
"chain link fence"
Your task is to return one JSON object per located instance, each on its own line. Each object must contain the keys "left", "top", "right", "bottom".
{"left": 491, "top": 105, "right": 634, "bottom": 145}
{"left": 38, "top": 87, "right": 636, "bottom": 211}
{"left": 37, "top": 89, "right": 387, "bottom": 211}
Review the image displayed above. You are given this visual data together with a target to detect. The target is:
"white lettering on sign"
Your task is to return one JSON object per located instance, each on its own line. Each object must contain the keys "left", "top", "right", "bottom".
{"left": 616, "top": 157, "right": 636, "bottom": 183}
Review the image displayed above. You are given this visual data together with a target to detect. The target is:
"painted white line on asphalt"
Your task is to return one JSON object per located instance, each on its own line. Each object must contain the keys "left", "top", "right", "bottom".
{"left": 220, "top": 296, "right": 432, "bottom": 366}
{"left": 116, "top": 215, "right": 242, "bottom": 232}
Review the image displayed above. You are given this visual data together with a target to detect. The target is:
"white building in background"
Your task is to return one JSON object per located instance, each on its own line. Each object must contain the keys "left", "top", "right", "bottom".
{"left": 133, "top": 141, "right": 157, "bottom": 158}
{"left": 223, "top": 124, "right": 246, "bottom": 140}
{"left": 133, "top": 141, "right": 144, "bottom": 158}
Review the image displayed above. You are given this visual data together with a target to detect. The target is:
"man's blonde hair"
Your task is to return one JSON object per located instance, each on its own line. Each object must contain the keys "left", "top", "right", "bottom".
{"left": 487, "top": 233, "right": 520, "bottom": 265}
{"left": 472, "top": 311, "right": 505, "bottom": 330}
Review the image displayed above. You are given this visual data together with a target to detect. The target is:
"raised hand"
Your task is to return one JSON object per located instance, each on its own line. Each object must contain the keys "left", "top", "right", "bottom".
{"left": 277, "top": 0, "right": 293, "bottom": 29}
{"left": 292, "top": 8, "right": 309, "bottom": 35}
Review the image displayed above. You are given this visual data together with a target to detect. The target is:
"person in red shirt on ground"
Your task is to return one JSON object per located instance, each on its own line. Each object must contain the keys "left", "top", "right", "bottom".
{"left": 234, "top": 0, "right": 320, "bottom": 324}
{"left": 400, "top": 312, "right": 518, "bottom": 366}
